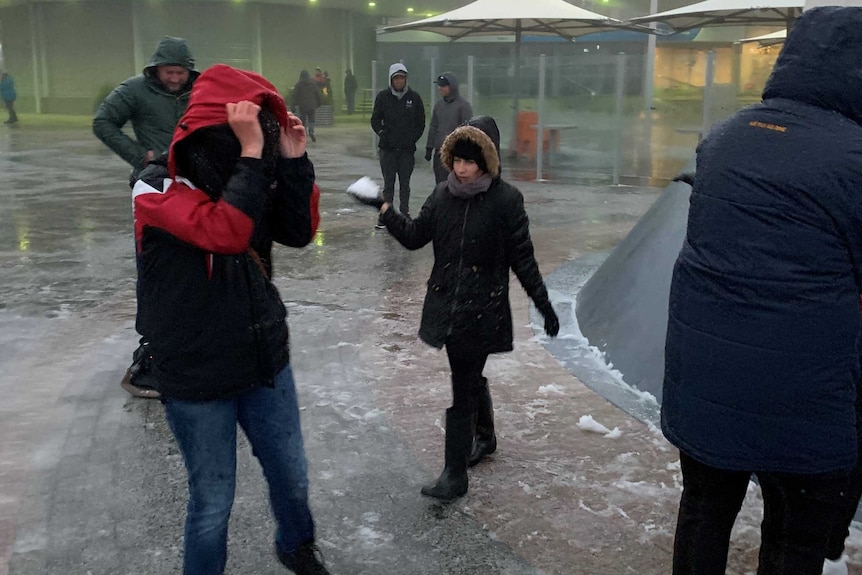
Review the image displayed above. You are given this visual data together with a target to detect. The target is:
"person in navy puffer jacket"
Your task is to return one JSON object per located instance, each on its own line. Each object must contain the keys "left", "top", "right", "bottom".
{"left": 662, "top": 7, "right": 862, "bottom": 574}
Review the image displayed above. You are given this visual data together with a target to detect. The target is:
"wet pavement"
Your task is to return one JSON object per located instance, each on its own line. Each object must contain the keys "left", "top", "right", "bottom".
{"left": 1, "top": 120, "right": 860, "bottom": 575}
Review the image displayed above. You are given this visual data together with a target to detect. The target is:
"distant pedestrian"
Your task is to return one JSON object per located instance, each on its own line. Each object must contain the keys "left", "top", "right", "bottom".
{"left": 292, "top": 70, "right": 322, "bottom": 143}
{"left": 662, "top": 8, "right": 862, "bottom": 574}
{"left": 350, "top": 116, "right": 559, "bottom": 501}
{"left": 1, "top": 70, "right": 17, "bottom": 125}
{"left": 344, "top": 68, "right": 358, "bottom": 115}
{"left": 133, "top": 64, "right": 328, "bottom": 575}
{"left": 425, "top": 73, "right": 472, "bottom": 184}
{"left": 370, "top": 62, "right": 425, "bottom": 229}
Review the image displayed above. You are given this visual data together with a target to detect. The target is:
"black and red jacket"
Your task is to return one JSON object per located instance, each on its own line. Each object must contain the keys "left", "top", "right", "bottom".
{"left": 133, "top": 64, "right": 320, "bottom": 400}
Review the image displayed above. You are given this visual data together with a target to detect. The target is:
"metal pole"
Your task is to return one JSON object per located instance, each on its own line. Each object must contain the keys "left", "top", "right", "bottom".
{"left": 507, "top": 24, "right": 523, "bottom": 157}
{"left": 371, "top": 60, "right": 378, "bottom": 155}
{"left": 131, "top": 1, "right": 145, "bottom": 73}
{"left": 644, "top": 0, "right": 658, "bottom": 112}
{"left": 28, "top": 2, "right": 41, "bottom": 114}
{"left": 701, "top": 50, "right": 716, "bottom": 141}
{"left": 613, "top": 53, "right": 626, "bottom": 186}
{"left": 37, "top": 3, "right": 49, "bottom": 99}
{"left": 348, "top": 10, "right": 355, "bottom": 72}
{"left": 535, "top": 54, "right": 546, "bottom": 182}
{"left": 253, "top": 4, "right": 263, "bottom": 74}
{"left": 430, "top": 57, "right": 437, "bottom": 106}
{"left": 467, "top": 55, "right": 475, "bottom": 106}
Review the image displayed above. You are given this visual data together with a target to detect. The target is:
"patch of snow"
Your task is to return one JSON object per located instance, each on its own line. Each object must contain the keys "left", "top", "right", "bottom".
{"left": 577, "top": 415, "right": 621, "bottom": 438}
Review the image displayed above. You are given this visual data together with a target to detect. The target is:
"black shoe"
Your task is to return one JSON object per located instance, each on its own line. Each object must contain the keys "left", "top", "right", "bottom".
{"left": 120, "top": 368, "right": 161, "bottom": 399}
{"left": 374, "top": 222, "right": 386, "bottom": 230}
{"left": 277, "top": 541, "right": 330, "bottom": 575}
{"left": 310, "top": 133, "right": 317, "bottom": 143}
{"left": 121, "top": 342, "right": 161, "bottom": 399}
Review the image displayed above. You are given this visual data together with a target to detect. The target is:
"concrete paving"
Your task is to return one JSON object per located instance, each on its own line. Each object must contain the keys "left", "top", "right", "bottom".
{"left": 1, "top": 120, "right": 860, "bottom": 575}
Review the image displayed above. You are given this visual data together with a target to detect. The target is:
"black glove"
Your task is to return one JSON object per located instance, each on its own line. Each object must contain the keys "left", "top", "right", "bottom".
{"left": 425, "top": 148, "right": 433, "bottom": 162}
{"left": 672, "top": 171, "right": 695, "bottom": 187}
{"left": 347, "top": 191, "right": 385, "bottom": 210}
{"left": 537, "top": 301, "right": 560, "bottom": 338}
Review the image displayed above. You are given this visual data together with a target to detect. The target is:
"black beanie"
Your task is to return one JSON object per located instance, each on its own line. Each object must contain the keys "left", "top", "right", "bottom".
{"left": 450, "top": 138, "right": 488, "bottom": 174}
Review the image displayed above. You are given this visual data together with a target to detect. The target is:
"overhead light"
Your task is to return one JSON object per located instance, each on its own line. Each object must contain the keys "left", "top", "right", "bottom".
{"left": 407, "top": 7, "right": 414, "bottom": 12}
{"left": 368, "top": 2, "right": 376, "bottom": 6}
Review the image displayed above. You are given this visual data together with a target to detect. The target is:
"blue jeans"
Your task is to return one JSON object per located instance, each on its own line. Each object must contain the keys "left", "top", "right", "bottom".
{"left": 164, "top": 365, "right": 315, "bottom": 575}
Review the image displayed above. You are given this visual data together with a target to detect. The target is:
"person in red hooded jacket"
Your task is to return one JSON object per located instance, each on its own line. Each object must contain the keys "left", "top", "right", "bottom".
{"left": 132, "top": 64, "right": 328, "bottom": 575}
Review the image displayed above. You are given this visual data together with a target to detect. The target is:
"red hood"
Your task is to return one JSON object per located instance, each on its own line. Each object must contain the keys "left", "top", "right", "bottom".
{"left": 168, "top": 64, "right": 289, "bottom": 177}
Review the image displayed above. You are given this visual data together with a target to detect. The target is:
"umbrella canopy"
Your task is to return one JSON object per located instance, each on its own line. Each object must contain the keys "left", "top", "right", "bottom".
{"left": 736, "top": 28, "right": 787, "bottom": 43}
{"left": 381, "top": 0, "right": 652, "bottom": 41}
{"left": 629, "top": 0, "right": 804, "bottom": 32}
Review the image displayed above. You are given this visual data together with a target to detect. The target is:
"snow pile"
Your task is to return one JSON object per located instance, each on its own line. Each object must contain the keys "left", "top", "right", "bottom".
{"left": 578, "top": 414, "right": 621, "bottom": 439}
{"left": 346, "top": 177, "right": 381, "bottom": 200}
{"left": 537, "top": 384, "right": 565, "bottom": 396}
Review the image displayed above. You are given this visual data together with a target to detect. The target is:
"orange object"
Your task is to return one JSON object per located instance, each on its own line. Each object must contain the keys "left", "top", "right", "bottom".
{"left": 515, "top": 111, "right": 555, "bottom": 160}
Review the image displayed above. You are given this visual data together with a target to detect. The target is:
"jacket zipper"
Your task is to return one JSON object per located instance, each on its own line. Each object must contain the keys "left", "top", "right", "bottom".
{"left": 446, "top": 202, "right": 471, "bottom": 336}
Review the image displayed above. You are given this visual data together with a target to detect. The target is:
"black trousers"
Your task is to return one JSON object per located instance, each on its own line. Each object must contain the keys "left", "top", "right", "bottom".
{"left": 824, "top": 384, "right": 862, "bottom": 560}
{"left": 445, "top": 346, "right": 488, "bottom": 414}
{"left": 673, "top": 451, "right": 849, "bottom": 575}
{"left": 379, "top": 148, "right": 414, "bottom": 216}
{"left": 4, "top": 100, "right": 16, "bottom": 122}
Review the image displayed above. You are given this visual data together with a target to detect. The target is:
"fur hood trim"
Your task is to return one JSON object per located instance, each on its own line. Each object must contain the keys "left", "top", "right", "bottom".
{"left": 439, "top": 125, "right": 500, "bottom": 178}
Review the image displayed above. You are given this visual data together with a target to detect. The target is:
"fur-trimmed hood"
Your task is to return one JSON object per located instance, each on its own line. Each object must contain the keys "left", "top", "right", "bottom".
{"left": 440, "top": 118, "right": 501, "bottom": 178}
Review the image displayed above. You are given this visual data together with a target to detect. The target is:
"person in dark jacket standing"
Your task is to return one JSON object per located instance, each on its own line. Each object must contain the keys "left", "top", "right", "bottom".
{"left": 344, "top": 68, "right": 358, "bottom": 115}
{"left": 350, "top": 116, "right": 559, "bottom": 500}
{"left": 292, "top": 70, "right": 323, "bottom": 143}
{"left": 662, "top": 8, "right": 862, "bottom": 574}
{"left": 133, "top": 64, "right": 327, "bottom": 575}
{"left": 94, "top": 36, "right": 197, "bottom": 183}
{"left": 1, "top": 71, "right": 17, "bottom": 125}
{"left": 370, "top": 63, "right": 425, "bottom": 228}
{"left": 425, "top": 73, "right": 472, "bottom": 184}
{"left": 94, "top": 36, "right": 198, "bottom": 399}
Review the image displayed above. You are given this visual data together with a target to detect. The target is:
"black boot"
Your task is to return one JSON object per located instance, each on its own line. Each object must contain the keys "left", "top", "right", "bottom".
{"left": 277, "top": 541, "right": 330, "bottom": 575}
{"left": 421, "top": 407, "right": 474, "bottom": 501}
{"left": 469, "top": 378, "right": 497, "bottom": 467}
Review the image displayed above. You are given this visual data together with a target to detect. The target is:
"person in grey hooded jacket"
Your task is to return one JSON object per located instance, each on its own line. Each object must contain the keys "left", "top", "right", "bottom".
{"left": 425, "top": 72, "right": 473, "bottom": 184}
{"left": 370, "top": 63, "right": 425, "bottom": 227}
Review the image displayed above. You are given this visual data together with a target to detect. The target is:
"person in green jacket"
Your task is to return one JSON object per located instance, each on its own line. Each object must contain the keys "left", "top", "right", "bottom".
{"left": 93, "top": 36, "right": 198, "bottom": 399}
{"left": 94, "top": 36, "right": 198, "bottom": 184}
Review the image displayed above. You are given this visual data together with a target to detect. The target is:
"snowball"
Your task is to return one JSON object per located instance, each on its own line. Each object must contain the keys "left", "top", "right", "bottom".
{"left": 346, "top": 177, "right": 381, "bottom": 200}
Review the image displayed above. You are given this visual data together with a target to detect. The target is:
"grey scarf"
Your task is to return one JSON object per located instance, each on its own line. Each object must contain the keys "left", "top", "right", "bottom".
{"left": 447, "top": 172, "right": 493, "bottom": 198}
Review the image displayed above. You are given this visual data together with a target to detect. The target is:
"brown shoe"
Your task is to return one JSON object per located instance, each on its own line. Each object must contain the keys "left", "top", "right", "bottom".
{"left": 120, "top": 368, "right": 161, "bottom": 399}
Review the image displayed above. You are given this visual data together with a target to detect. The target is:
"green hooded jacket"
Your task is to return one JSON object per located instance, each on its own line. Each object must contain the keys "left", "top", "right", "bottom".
{"left": 93, "top": 37, "right": 199, "bottom": 178}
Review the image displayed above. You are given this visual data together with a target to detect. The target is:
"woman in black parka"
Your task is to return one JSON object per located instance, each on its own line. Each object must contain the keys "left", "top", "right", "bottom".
{"left": 376, "top": 116, "right": 560, "bottom": 500}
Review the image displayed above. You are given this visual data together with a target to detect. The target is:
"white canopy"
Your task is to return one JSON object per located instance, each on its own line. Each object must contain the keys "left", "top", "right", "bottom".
{"left": 381, "top": 0, "right": 652, "bottom": 41}
{"left": 736, "top": 28, "right": 787, "bottom": 43}
{"left": 629, "top": 0, "right": 804, "bottom": 32}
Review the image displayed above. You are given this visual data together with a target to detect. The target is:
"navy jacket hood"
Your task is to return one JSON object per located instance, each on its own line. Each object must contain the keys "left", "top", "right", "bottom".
{"left": 763, "top": 7, "right": 862, "bottom": 125}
